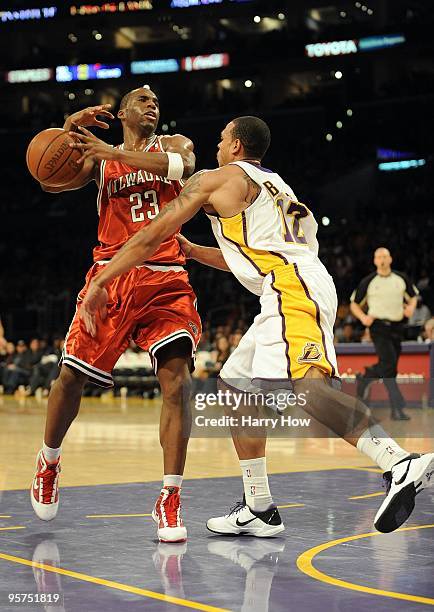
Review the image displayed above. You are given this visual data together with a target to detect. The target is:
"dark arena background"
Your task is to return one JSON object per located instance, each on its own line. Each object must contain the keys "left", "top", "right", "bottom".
{"left": 0, "top": 1, "right": 433, "bottom": 611}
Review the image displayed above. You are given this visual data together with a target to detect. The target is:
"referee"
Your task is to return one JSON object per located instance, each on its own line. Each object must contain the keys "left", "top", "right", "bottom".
{"left": 350, "top": 247, "right": 418, "bottom": 420}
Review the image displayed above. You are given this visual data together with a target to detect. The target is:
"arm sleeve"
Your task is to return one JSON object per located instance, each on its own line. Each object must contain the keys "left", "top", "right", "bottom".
{"left": 350, "top": 273, "right": 374, "bottom": 306}
{"left": 396, "top": 272, "right": 419, "bottom": 299}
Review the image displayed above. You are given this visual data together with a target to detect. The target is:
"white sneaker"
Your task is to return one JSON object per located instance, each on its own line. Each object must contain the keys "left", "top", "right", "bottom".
{"left": 30, "top": 451, "right": 60, "bottom": 521}
{"left": 374, "top": 452, "right": 434, "bottom": 533}
{"left": 207, "top": 499, "right": 285, "bottom": 537}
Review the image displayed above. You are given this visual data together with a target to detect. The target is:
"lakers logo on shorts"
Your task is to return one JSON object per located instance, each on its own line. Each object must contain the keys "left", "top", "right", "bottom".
{"left": 297, "top": 342, "right": 323, "bottom": 364}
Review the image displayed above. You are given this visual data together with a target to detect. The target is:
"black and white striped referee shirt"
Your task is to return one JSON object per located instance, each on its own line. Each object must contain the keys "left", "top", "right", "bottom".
{"left": 351, "top": 271, "right": 418, "bottom": 322}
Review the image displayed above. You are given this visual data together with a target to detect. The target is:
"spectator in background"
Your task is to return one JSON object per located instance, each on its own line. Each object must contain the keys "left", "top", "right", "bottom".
{"left": 422, "top": 318, "right": 434, "bottom": 343}
{"left": 335, "top": 303, "right": 353, "bottom": 328}
{"left": 3, "top": 338, "right": 42, "bottom": 394}
{"left": 3, "top": 340, "right": 28, "bottom": 393}
{"left": 27, "top": 337, "right": 64, "bottom": 397}
{"left": 229, "top": 329, "right": 243, "bottom": 353}
{"left": 335, "top": 322, "right": 358, "bottom": 343}
{"left": 341, "top": 323, "right": 358, "bottom": 343}
{"left": 4, "top": 342, "right": 15, "bottom": 362}
{"left": 408, "top": 295, "right": 431, "bottom": 331}
{"left": 197, "top": 327, "right": 212, "bottom": 352}
{"left": 208, "top": 336, "right": 231, "bottom": 377}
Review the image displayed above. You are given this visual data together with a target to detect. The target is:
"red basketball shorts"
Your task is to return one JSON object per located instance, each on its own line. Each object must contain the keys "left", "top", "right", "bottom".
{"left": 61, "top": 263, "right": 202, "bottom": 387}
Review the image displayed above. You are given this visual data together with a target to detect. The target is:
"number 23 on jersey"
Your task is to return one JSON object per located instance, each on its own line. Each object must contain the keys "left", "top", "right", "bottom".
{"left": 130, "top": 190, "right": 160, "bottom": 223}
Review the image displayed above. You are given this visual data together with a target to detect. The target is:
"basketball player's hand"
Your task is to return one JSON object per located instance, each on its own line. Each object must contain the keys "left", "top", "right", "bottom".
{"left": 69, "top": 126, "right": 117, "bottom": 164}
{"left": 80, "top": 281, "right": 108, "bottom": 337}
{"left": 65, "top": 104, "right": 114, "bottom": 131}
{"left": 176, "top": 233, "right": 194, "bottom": 258}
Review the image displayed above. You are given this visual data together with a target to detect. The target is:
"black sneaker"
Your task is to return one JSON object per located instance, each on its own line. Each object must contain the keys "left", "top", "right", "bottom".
{"left": 374, "top": 452, "right": 434, "bottom": 533}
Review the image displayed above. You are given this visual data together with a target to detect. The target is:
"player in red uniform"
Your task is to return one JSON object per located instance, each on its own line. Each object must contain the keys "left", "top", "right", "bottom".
{"left": 30, "top": 88, "right": 201, "bottom": 543}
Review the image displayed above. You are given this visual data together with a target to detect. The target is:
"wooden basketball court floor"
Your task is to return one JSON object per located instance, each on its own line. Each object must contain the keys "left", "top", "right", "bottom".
{"left": 0, "top": 395, "right": 433, "bottom": 611}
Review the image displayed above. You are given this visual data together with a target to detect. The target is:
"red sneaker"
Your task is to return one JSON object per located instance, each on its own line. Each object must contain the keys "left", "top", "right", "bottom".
{"left": 30, "top": 451, "right": 61, "bottom": 521}
{"left": 152, "top": 486, "right": 187, "bottom": 543}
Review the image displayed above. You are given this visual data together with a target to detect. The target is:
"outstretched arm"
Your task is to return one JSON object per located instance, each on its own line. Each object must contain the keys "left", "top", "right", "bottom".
{"left": 71, "top": 129, "right": 195, "bottom": 179}
{"left": 117, "top": 134, "right": 195, "bottom": 178}
{"left": 177, "top": 234, "right": 230, "bottom": 272}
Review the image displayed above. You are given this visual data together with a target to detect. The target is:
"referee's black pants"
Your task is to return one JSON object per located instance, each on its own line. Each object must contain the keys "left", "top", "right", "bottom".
{"left": 364, "top": 320, "right": 405, "bottom": 410}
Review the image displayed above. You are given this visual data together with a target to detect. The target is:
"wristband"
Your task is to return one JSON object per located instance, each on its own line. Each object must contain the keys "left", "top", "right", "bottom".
{"left": 166, "top": 152, "right": 184, "bottom": 180}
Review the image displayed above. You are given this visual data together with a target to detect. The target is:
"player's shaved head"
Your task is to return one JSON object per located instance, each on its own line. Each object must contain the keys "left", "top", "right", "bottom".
{"left": 231, "top": 116, "right": 271, "bottom": 160}
{"left": 119, "top": 90, "right": 133, "bottom": 110}
{"left": 119, "top": 87, "right": 158, "bottom": 110}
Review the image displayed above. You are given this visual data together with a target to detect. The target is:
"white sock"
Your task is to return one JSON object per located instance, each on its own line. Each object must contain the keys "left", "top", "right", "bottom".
{"left": 240, "top": 457, "right": 273, "bottom": 512}
{"left": 356, "top": 425, "right": 409, "bottom": 472}
{"left": 163, "top": 475, "right": 183, "bottom": 489}
{"left": 42, "top": 442, "right": 61, "bottom": 463}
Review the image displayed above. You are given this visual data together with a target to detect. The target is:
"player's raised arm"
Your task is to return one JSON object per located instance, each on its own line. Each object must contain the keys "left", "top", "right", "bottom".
{"left": 115, "top": 133, "right": 195, "bottom": 178}
{"left": 39, "top": 104, "right": 114, "bottom": 193}
{"left": 71, "top": 129, "right": 195, "bottom": 179}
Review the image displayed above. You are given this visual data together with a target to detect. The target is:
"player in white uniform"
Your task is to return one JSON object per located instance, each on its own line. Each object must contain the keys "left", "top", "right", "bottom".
{"left": 80, "top": 116, "right": 434, "bottom": 538}
{"left": 206, "top": 159, "right": 338, "bottom": 387}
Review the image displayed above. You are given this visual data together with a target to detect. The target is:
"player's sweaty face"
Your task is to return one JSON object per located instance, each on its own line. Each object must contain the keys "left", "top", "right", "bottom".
{"left": 217, "top": 122, "right": 235, "bottom": 166}
{"left": 128, "top": 91, "right": 160, "bottom": 130}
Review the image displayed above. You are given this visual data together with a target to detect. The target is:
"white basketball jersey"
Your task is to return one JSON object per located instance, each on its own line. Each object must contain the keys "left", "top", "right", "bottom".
{"left": 207, "top": 161, "right": 320, "bottom": 295}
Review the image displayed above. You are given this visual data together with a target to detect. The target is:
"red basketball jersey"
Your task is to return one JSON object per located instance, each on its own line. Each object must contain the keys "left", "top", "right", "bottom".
{"left": 93, "top": 135, "right": 186, "bottom": 264}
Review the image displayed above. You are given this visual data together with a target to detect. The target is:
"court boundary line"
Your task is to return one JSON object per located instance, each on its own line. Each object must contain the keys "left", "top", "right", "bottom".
{"left": 0, "top": 552, "right": 229, "bottom": 612}
{"left": 0, "top": 527, "right": 25, "bottom": 532}
{"left": 296, "top": 524, "right": 434, "bottom": 605}
{"left": 349, "top": 491, "right": 384, "bottom": 500}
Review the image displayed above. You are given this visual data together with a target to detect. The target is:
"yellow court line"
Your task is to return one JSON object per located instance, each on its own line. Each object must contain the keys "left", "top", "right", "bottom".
{"left": 277, "top": 504, "right": 305, "bottom": 509}
{"left": 86, "top": 513, "right": 152, "bottom": 518}
{"left": 344, "top": 467, "right": 383, "bottom": 474}
{"left": 0, "top": 526, "right": 25, "bottom": 531}
{"left": 0, "top": 515, "right": 12, "bottom": 518}
{"left": 297, "top": 524, "right": 434, "bottom": 606}
{"left": 0, "top": 552, "right": 229, "bottom": 612}
{"left": 349, "top": 492, "right": 384, "bottom": 500}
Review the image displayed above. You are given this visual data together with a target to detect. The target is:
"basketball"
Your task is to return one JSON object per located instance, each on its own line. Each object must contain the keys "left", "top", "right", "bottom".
{"left": 26, "top": 127, "right": 83, "bottom": 187}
